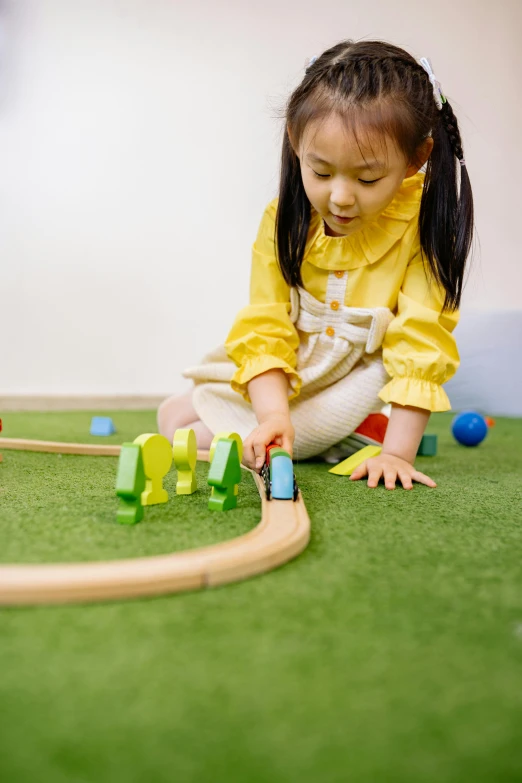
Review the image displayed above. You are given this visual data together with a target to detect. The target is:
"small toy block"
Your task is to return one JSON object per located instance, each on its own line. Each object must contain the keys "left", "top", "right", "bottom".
{"left": 133, "top": 433, "right": 173, "bottom": 505}
{"left": 207, "top": 438, "right": 242, "bottom": 511}
{"left": 417, "top": 434, "right": 438, "bottom": 456}
{"left": 173, "top": 428, "right": 198, "bottom": 495}
{"left": 328, "top": 445, "right": 382, "bottom": 476}
{"left": 115, "top": 443, "right": 146, "bottom": 524}
{"left": 90, "top": 416, "right": 116, "bottom": 436}
{"left": 209, "top": 431, "right": 243, "bottom": 463}
{"left": 210, "top": 431, "right": 243, "bottom": 496}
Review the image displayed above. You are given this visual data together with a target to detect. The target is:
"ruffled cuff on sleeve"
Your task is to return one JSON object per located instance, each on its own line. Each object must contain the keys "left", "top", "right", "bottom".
{"left": 379, "top": 375, "right": 452, "bottom": 412}
{"left": 231, "top": 355, "right": 302, "bottom": 404}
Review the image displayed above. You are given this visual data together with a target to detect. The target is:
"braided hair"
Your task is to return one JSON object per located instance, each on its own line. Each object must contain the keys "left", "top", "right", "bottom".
{"left": 276, "top": 40, "right": 474, "bottom": 312}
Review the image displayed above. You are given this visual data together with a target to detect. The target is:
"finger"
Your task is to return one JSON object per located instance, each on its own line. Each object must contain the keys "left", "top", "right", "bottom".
{"left": 367, "top": 465, "right": 382, "bottom": 488}
{"left": 242, "top": 439, "right": 256, "bottom": 470}
{"left": 398, "top": 470, "right": 414, "bottom": 490}
{"left": 412, "top": 470, "right": 437, "bottom": 488}
{"left": 383, "top": 468, "right": 397, "bottom": 491}
{"left": 281, "top": 436, "right": 294, "bottom": 458}
{"left": 253, "top": 439, "right": 267, "bottom": 472}
{"left": 349, "top": 461, "right": 369, "bottom": 481}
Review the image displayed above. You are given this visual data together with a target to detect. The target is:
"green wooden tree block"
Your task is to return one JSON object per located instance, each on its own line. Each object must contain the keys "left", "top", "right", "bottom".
{"left": 116, "top": 442, "right": 146, "bottom": 524}
{"left": 207, "top": 438, "right": 242, "bottom": 512}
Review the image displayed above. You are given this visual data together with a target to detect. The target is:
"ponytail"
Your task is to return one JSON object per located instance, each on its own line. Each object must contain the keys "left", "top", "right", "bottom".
{"left": 419, "top": 100, "right": 474, "bottom": 311}
{"left": 275, "top": 129, "right": 310, "bottom": 288}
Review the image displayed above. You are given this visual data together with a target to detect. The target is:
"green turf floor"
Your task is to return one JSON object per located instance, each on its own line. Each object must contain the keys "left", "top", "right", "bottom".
{"left": 1, "top": 411, "right": 522, "bottom": 783}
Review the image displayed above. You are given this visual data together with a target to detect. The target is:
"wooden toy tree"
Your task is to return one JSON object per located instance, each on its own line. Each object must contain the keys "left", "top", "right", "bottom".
{"left": 207, "top": 438, "right": 242, "bottom": 511}
{"left": 173, "top": 428, "right": 198, "bottom": 494}
{"left": 133, "top": 433, "right": 172, "bottom": 505}
{"left": 209, "top": 431, "right": 243, "bottom": 497}
{"left": 115, "top": 443, "right": 146, "bottom": 524}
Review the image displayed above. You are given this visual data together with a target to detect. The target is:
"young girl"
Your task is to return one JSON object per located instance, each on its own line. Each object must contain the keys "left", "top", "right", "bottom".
{"left": 158, "top": 39, "right": 474, "bottom": 491}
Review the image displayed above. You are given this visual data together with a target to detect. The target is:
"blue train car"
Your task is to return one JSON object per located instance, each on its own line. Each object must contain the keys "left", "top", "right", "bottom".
{"left": 261, "top": 445, "right": 299, "bottom": 501}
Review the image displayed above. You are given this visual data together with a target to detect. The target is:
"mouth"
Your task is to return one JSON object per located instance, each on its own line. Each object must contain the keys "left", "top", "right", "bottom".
{"left": 331, "top": 214, "right": 356, "bottom": 224}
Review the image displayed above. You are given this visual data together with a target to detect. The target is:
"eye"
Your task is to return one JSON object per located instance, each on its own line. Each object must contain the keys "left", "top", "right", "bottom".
{"left": 312, "top": 170, "right": 381, "bottom": 184}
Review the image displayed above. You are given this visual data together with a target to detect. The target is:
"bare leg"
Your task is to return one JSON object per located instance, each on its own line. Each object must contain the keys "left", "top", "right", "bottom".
{"left": 157, "top": 391, "right": 205, "bottom": 441}
{"left": 185, "top": 419, "right": 214, "bottom": 450}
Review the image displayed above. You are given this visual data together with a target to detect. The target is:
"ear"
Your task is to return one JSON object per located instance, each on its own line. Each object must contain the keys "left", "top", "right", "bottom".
{"left": 405, "top": 137, "right": 434, "bottom": 177}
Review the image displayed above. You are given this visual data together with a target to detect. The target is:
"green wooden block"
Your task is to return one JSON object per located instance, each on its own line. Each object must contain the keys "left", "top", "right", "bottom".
{"left": 417, "top": 434, "right": 438, "bottom": 457}
{"left": 207, "top": 438, "right": 241, "bottom": 512}
{"left": 116, "top": 443, "right": 146, "bottom": 524}
{"left": 208, "top": 485, "right": 237, "bottom": 512}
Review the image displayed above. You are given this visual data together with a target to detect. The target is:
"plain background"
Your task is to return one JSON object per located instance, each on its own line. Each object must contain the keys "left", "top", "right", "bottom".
{"left": 2, "top": 0, "right": 521, "bottom": 397}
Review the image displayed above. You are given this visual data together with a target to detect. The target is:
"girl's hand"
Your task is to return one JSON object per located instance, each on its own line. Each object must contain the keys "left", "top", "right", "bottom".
{"left": 349, "top": 453, "right": 437, "bottom": 490}
{"left": 242, "top": 414, "right": 295, "bottom": 472}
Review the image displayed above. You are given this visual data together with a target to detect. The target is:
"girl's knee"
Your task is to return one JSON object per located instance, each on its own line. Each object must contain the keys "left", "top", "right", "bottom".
{"left": 157, "top": 392, "right": 195, "bottom": 440}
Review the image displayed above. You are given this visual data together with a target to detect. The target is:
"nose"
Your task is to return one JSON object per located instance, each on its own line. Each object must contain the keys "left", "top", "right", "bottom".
{"left": 330, "top": 180, "right": 356, "bottom": 211}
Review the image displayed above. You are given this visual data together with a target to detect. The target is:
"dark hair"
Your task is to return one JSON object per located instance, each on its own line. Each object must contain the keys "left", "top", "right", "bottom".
{"left": 275, "top": 40, "right": 474, "bottom": 312}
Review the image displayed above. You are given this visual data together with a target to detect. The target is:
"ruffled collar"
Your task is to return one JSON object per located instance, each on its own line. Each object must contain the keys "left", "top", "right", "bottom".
{"left": 305, "top": 171, "right": 424, "bottom": 271}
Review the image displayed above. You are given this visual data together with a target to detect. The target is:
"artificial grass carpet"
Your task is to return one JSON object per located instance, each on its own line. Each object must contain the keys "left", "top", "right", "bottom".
{"left": 1, "top": 411, "right": 522, "bottom": 782}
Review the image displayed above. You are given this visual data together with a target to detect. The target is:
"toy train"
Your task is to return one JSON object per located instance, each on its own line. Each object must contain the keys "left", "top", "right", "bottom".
{"left": 261, "top": 444, "right": 299, "bottom": 501}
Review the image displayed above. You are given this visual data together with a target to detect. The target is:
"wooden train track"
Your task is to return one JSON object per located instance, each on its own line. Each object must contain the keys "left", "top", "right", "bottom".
{"left": 0, "top": 438, "right": 311, "bottom": 606}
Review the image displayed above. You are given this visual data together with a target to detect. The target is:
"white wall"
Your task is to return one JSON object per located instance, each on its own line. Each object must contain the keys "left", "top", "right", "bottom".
{"left": 2, "top": 0, "right": 521, "bottom": 396}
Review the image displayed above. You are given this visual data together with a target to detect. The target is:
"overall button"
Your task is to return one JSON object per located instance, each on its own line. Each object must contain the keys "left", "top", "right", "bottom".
{"left": 330, "top": 300, "right": 340, "bottom": 311}
{"left": 334, "top": 270, "right": 344, "bottom": 278}
{"left": 326, "top": 326, "right": 335, "bottom": 337}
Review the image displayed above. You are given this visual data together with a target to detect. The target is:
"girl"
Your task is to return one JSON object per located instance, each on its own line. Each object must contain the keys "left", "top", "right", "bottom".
{"left": 158, "top": 39, "right": 474, "bottom": 491}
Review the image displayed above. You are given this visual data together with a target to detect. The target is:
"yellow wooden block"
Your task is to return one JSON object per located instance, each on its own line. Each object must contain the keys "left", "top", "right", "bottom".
{"left": 173, "top": 428, "right": 198, "bottom": 495}
{"left": 209, "top": 432, "right": 243, "bottom": 463}
{"left": 328, "top": 445, "right": 382, "bottom": 476}
{"left": 210, "top": 432, "right": 243, "bottom": 496}
{"left": 133, "top": 433, "right": 173, "bottom": 505}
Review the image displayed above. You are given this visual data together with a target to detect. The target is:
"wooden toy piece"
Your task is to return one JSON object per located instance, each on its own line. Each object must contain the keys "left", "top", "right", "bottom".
{"left": 90, "top": 416, "right": 116, "bottom": 436}
{"left": 0, "top": 437, "right": 121, "bottom": 456}
{"left": 210, "top": 431, "right": 243, "bottom": 496}
{"left": 417, "top": 434, "right": 438, "bottom": 456}
{"left": 172, "top": 428, "right": 198, "bottom": 495}
{"left": 207, "top": 438, "right": 242, "bottom": 511}
{"left": 209, "top": 431, "right": 243, "bottom": 463}
{"left": 0, "top": 437, "right": 209, "bottom": 459}
{"left": 133, "top": 433, "right": 173, "bottom": 505}
{"left": 328, "top": 445, "right": 382, "bottom": 476}
{"left": 115, "top": 443, "right": 146, "bottom": 524}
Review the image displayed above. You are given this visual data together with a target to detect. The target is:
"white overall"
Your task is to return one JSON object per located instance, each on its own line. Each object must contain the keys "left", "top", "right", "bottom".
{"left": 183, "top": 270, "right": 394, "bottom": 460}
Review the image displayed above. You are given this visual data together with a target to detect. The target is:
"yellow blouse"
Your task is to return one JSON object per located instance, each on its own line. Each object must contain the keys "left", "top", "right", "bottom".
{"left": 225, "top": 172, "right": 460, "bottom": 412}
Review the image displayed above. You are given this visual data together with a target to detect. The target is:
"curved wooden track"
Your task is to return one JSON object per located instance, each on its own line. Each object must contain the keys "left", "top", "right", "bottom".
{"left": 0, "top": 438, "right": 311, "bottom": 606}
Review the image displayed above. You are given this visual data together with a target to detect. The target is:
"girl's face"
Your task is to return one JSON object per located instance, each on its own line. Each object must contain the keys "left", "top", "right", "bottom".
{"left": 295, "top": 113, "right": 432, "bottom": 237}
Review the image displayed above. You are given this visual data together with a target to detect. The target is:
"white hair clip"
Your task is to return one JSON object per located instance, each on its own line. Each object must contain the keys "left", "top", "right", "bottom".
{"left": 305, "top": 54, "right": 318, "bottom": 71}
{"left": 419, "top": 57, "right": 446, "bottom": 110}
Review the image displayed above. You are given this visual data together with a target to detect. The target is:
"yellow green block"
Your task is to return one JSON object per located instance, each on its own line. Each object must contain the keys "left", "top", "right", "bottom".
{"left": 173, "top": 428, "right": 198, "bottom": 495}
{"left": 133, "top": 433, "right": 173, "bottom": 505}
{"left": 328, "top": 445, "right": 382, "bottom": 476}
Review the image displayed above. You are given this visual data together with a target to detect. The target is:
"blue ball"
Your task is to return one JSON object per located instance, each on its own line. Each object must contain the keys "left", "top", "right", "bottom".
{"left": 451, "top": 411, "right": 488, "bottom": 447}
